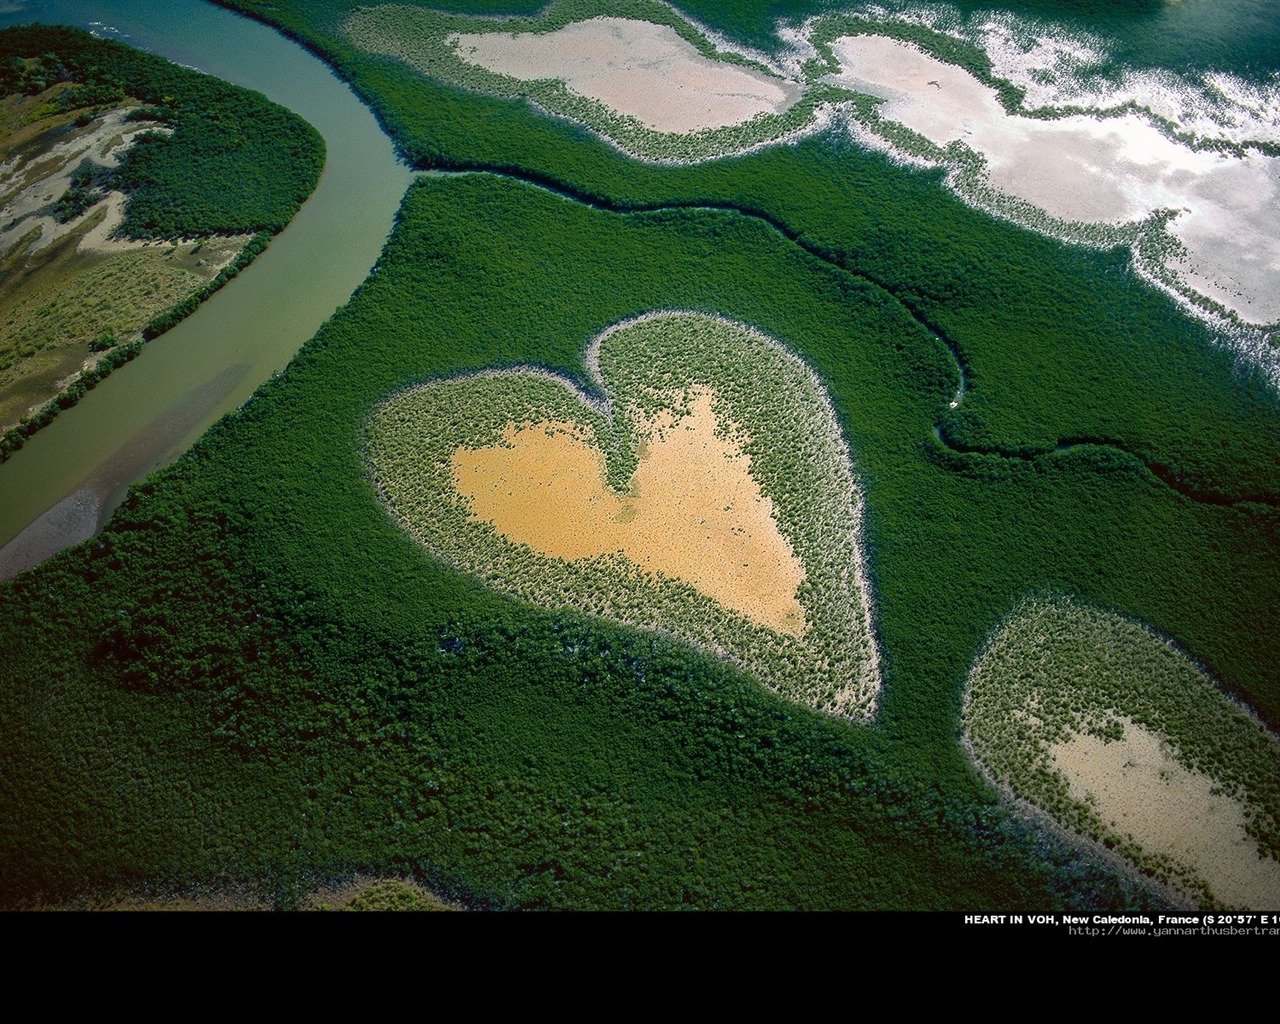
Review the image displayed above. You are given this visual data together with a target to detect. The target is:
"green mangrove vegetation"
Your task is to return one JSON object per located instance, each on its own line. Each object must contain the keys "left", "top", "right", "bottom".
{"left": 1, "top": 27, "right": 323, "bottom": 239}
{"left": 3, "top": 166, "right": 1275, "bottom": 909}
{"left": 0, "top": 0, "right": 1277, "bottom": 909}
{"left": 368, "top": 312, "right": 879, "bottom": 719}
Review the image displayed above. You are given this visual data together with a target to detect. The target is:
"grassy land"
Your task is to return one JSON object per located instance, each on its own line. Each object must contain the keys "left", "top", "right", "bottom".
{"left": 0, "top": 209, "right": 248, "bottom": 431}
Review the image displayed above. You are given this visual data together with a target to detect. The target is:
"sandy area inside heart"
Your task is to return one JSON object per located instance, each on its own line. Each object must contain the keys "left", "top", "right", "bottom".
{"left": 448, "top": 17, "right": 799, "bottom": 134}
{"left": 1051, "top": 719, "right": 1280, "bottom": 909}
{"left": 451, "top": 388, "right": 806, "bottom": 634}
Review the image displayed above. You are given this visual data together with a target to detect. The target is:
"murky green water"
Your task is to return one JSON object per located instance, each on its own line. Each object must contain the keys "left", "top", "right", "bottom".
{"left": 0, "top": 0, "right": 413, "bottom": 563}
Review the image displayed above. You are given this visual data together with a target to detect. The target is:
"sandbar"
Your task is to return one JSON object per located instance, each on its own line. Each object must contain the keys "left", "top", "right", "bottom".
{"left": 0, "top": 486, "right": 100, "bottom": 581}
{"left": 449, "top": 17, "right": 799, "bottom": 134}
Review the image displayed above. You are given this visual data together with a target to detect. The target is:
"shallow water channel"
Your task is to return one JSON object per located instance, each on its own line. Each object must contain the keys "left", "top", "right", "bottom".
{"left": 0, "top": 0, "right": 414, "bottom": 576}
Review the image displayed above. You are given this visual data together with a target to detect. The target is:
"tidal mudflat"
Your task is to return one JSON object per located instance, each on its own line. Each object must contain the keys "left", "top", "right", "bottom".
{"left": 449, "top": 17, "right": 800, "bottom": 135}
{"left": 822, "top": 32, "right": 1280, "bottom": 327}
{"left": 453, "top": 388, "right": 807, "bottom": 635}
{"left": 343, "top": 4, "right": 831, "bottom": 161}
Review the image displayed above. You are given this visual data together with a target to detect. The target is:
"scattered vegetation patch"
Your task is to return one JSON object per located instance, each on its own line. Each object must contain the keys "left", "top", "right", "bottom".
{"left": 0, "top": 239, "right": 248, "bottom": 431}
{"left": 305, "top": 876, "right": 460, "bottom": 911}
{"left": 51, "top": 158, "right": 113, "bottom": 223}
{"left": 964, "top": 598, "right": 1280, "bottom": 909}
{"left": 368, "top": 311, "right": 880, "bottom": 720}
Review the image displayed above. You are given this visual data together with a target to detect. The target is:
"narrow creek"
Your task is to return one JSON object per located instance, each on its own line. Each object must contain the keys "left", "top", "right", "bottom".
{"left": 0, "top": 0, "right": 414, "bottom": 577}
{"left": 426, "top": 165, "right": 1277, "bottom": 509}
{"left": 1, "top": 1, "right": 1267, "bottom": 582}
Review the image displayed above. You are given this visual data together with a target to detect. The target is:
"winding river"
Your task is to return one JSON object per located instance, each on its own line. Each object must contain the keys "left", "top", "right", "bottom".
{"left": 0, "top": 0, "right": 414, "bottom": 576}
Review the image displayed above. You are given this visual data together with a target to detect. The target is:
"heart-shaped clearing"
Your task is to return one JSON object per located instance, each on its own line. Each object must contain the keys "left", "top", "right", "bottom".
{"left": 452, "top": 388, "right": 806, "bottom": 635}
{"left": 366, "top": 311, "right": 880, "bottom": 720}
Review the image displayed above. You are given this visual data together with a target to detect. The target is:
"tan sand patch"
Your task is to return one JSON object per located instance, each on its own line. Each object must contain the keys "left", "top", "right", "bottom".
{"left": 1051, "top": 719, "right": 1280, "bottom": 910}
{"left": 449, "top": 17, "right": 799, "bottom": 134}
{"left": 452, "top": 388, "right": 805, "bottom": 635}
{"left": 824, "top": 34, "right": 1280, "bottom": 324}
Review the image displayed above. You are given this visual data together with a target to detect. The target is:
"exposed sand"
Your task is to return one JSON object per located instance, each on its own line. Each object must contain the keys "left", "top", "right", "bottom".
{"left": 824, "top": 34, "right": 1280, "bottom": 324}
{"left": 452, "top": 388, "right": 806, "bottom": 634}
{"left": 0, "top": 106, "right": 171, "bottom": 259}
{"left": 0, "top": 361, "right": 250, "bottom": 580}
{"left": 74, "top": 190, "right": 138, "bottom": 254}
{"left": 0, "top": 90, "right": 250, "bottom": 433}
{"left": 369, "top": 310, "right": 881, "bottom": 719}
{"left": 0, "top": 486, "right": 101, "bottom": 581}
{"left": 1051, "top": 719, "right": 1280, "bottom": 910}
{"left": 449, "top": 17, "right": 799, "bottom": 134}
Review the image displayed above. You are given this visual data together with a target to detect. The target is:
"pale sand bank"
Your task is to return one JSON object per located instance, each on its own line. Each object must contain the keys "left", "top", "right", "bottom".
{"left": 0, "top": 361, "right": 250, "bottom": 580}
{"left": 1052, "top": 719, "right": 1280, "bottom": 910}
{"left": 0, "top": 486, "right": 100, "bottom": 581}
{"left": 0, "top": 107, "right": 171, "bottom": 260}
{"left": 453, "top": 388, "right": 806, "bottom": 634}
{"left": 824, "top": 34, "right": 1280, "bottom": 324}
{"left": 449, "top": 17, "right": 799, "bottom": 134}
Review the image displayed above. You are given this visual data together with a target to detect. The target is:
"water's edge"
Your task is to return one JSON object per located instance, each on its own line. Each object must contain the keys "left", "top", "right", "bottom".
{"left": 0, "top": 0, "right": 414, "bottom": 575}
